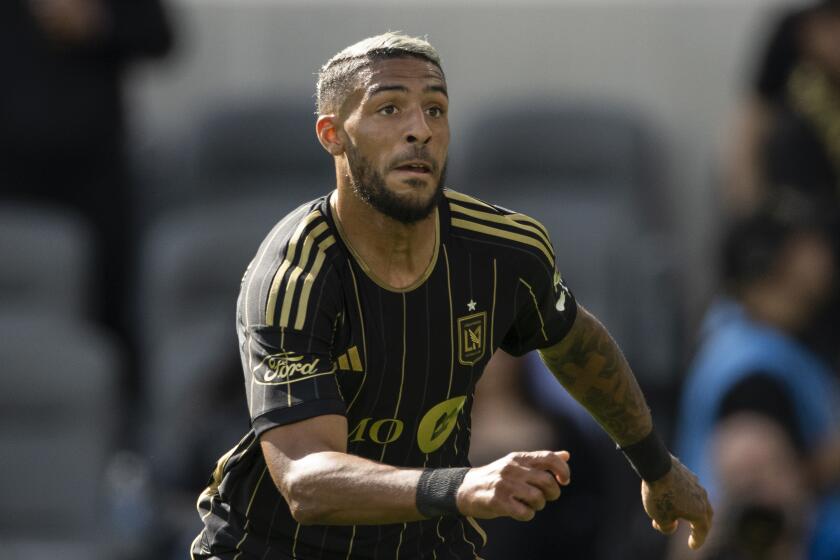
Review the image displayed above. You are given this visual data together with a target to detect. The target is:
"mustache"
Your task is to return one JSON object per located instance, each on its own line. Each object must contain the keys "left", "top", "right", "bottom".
{"left": 389, "top": 148, "right": 439, "bottom": 173}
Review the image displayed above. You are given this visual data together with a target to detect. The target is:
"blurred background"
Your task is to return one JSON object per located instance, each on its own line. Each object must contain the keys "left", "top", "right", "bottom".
{"left": 2, "top": 0, "right": 840, "bottom": 558}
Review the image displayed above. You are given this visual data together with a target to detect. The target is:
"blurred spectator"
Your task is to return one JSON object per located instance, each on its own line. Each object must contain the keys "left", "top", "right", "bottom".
{"left": 725, "top": 5, "right": 806, "bottom": 212}
{"left": 725, "top": 0, "right": 840, "bottom": 214}
{"left": 0, "top": 0, "right": 173, "bottom": 340}
{"left": 469, "top": 351, "right": 611, "bottom": 559}
{"left": 763, "top": 1, "right": 840, "bottom": 212}
{"left": 674, "top": 205, "right": 840, "bottom": 559}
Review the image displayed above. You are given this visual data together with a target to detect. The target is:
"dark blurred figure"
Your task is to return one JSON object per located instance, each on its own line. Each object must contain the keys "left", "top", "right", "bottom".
{"left": 725, "top": 0, "right": 840, "bottom": 215}
{"left": 469, "top": 351, "right": 611, "bottom": 560}
{"left": 674, "top": 204, "right": 840, "bottom": 560}
{"left": 725, "top": 5, "right": 805, "bottom": 211}
{"left": 0, "top": 0, "right": 173, "bottom": 340}
{"left": 764, "top": 1, "right": 840, "bottom": 211}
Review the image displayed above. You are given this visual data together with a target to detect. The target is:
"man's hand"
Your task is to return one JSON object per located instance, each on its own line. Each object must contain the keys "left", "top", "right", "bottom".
{"left": 642, "top": 456, "right": 713, "bottom": 549}
{"left": 456, "top": 451, "right": 570, "bottom": 521}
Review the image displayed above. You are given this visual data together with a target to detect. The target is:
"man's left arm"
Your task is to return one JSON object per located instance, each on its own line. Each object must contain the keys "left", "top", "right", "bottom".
{"left": 538, "top": 304, "right": 713, "bottom": 550}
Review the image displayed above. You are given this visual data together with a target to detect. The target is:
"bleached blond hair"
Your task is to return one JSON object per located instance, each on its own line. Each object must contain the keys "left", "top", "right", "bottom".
{"left": 315, "top": 32, "right": 443, "bottom": 115}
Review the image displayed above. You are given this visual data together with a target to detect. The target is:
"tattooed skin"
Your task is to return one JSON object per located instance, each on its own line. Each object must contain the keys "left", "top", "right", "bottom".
{"left": 538, "top": 305, "right": 652, "bottom": 446}
{"left": 540, "top": 305, "right": 713, "bottom": 549}
{"left": 642, "top": 457, "right": 713, "bottom": 546}
{"left": 652, "top": 489, "right": 677, "bottom": 521}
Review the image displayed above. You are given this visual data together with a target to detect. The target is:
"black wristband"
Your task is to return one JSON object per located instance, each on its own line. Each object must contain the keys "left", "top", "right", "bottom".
{"left": 416, "top": 467, "right": 469, "bottom": 518}
{"left": 619, "top": 430, "right": 672, "bottom": 482}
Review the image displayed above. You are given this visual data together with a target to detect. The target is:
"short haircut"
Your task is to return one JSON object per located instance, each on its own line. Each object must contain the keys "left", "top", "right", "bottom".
{"left": 315, "top": 32, "right": 443, "bottom": 116}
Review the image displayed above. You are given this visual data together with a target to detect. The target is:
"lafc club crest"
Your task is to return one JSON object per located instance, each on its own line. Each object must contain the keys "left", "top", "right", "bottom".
{"left": 457, "top": 311, "right": 487, "bottom": 366}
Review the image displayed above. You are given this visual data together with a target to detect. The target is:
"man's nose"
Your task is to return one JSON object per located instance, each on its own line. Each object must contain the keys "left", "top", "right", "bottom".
{"left": 405, "top": 107, "right": 432, "bottom": 145}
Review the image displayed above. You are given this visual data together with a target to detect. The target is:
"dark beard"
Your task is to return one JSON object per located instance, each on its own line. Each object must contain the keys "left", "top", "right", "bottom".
{"left": 345, "top": 144, "right": 446, "bottom": 225}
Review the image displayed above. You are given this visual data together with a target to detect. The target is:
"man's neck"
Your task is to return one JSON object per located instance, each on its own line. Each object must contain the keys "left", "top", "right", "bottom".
{"left": 331, "top": 188, "right": 438, "bottom": 290}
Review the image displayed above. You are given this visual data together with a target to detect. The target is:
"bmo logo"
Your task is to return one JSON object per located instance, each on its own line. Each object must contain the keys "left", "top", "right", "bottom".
{"left": 347, "top": 396, "right": 467, "bottom": 453}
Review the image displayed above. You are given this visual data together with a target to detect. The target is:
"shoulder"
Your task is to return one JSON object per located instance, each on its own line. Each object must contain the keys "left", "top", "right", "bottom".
{"left": 239, "top": 197, "right": 343, "bottom": 328}
{"left": 444, "top": 189, "right": 555, "bottom": 271}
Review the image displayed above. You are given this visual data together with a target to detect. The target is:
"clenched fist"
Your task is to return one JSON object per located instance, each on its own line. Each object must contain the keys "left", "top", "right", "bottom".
{"left": 643, "top": 455, "right": 713, "bottom": 549}
{"left": 456, "top": 450, "right": 571, "bottom": 521}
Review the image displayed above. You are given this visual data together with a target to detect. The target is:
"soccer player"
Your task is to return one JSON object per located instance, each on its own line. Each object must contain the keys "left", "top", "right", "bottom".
{"left": 191, "top": 32, "right": 712, "bottom": 559}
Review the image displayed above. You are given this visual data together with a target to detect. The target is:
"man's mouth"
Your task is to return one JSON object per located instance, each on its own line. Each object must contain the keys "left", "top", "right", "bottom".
{"left": 393, "top": 160, "right": 433, "bottom": 175}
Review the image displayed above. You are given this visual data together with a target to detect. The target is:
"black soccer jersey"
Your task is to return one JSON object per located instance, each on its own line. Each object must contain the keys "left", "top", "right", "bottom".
{"left": 191, "top": 189, "right": 578, "bottom": 560}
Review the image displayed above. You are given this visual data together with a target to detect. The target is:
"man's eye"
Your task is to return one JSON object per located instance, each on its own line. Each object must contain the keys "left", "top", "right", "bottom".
{"left": 379, "top": 105, "right": 398, "bottom": 115}
{"left": 426, "top": 107, "right": 444, "bottom": 117}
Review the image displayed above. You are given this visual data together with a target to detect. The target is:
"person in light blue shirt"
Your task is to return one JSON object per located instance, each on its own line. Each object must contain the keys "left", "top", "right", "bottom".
{"left": 676, "top": 206, "right": 840, "bottom": 559}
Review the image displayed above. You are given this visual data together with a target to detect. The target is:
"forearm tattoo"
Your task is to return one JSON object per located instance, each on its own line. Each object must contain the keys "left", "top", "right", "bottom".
{"left": 539, "top": 307, "right": 652, "bottom": 445}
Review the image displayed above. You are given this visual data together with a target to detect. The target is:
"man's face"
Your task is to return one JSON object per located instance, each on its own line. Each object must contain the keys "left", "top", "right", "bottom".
{"left": 339, "top": 57, "right": 450, "bottom": 224}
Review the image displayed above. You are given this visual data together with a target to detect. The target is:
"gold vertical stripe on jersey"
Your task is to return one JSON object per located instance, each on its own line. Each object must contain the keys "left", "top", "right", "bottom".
{"left": 345, "top": 525, "right": 356, "bottom": 560}
{"left": 338, "top": 354, "right": 350, "bottom": 370}
{"left": 443, "top": 244, "right": 455, "bottom": 398}
{"left": 459, "top": 518, "right": 478, "bottom": 558}
{"left": 380, "top": 294, "right": 407, "bottom": 462}
{"left": 453, "top": 419, "right": 461, "bottom": 455}
{"left": 451, "top": 218, "right": 553, "bottom": 265}
{"left": 265, "top": 211, "right": 321, "bottom": 325}
{"left": 333, "top": 374, "right": 346, "bottom": 401}
{"left": 490, "top": 259, "right": 497, "bottom": 349}
{"left": 466, "top": 516, "right": 488, "bottom": 547}
{"left": 396, "top": 522, "right": 407, "bottom": 559}
{"left": 518, "top": 278, "right": 548, "bottom": 341}
{"left": 449, "top": 203, "right": 553, "bottom": 259}
{"left": 281, "top": 327, "right": 294, "bottom": 407}
{"left": 348, "top": 346, "right": 363, "bottom": 371}
{"left": 279, "top": 221, "right": 330, "bottom": 327}
{"left": 345, "top": 263, "right": 368, "bottom": 412}
{"left": 293, "top": 235, "right": 336, "bottom": 329}
{"left": 291, "top": 523, "right": 301, "bottom": 559}
{"left": 435, "top": 517, "right": 446, "bottom": 554}
{"left": 233, "top": 465, "right": 268, "bottom": 560}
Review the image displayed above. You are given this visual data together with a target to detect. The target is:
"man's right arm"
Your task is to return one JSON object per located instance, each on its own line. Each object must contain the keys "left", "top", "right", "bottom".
{"left": 259, "top": 414, "right": 571, "bottom": 525}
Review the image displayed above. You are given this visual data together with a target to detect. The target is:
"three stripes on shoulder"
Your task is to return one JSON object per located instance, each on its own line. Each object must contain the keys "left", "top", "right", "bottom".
{"left": 446, "top": 190, "right": 555, "bottom": 266}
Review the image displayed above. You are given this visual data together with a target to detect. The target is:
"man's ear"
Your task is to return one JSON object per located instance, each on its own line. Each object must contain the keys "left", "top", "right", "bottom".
{"left": 316, "top": 115, "right": 344, "bottom": 156}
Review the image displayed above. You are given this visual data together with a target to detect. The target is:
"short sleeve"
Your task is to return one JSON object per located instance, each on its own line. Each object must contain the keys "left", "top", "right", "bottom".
{"left": 236, "top": 203, "right": 347, "bottom": 436}
{"left": 242, "top": 323, "right": 346, "bottom": 437}
{"left": 500, "top": 255, "right": 578, "bottom": 357}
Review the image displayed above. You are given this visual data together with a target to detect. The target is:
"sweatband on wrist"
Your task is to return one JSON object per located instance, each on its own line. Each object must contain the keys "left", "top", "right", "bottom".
{"left": 618, "top": 430, "right": 672, "bottom": 482}
{"left": 415, "top": 467, "right": 469, "bottom": 518}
